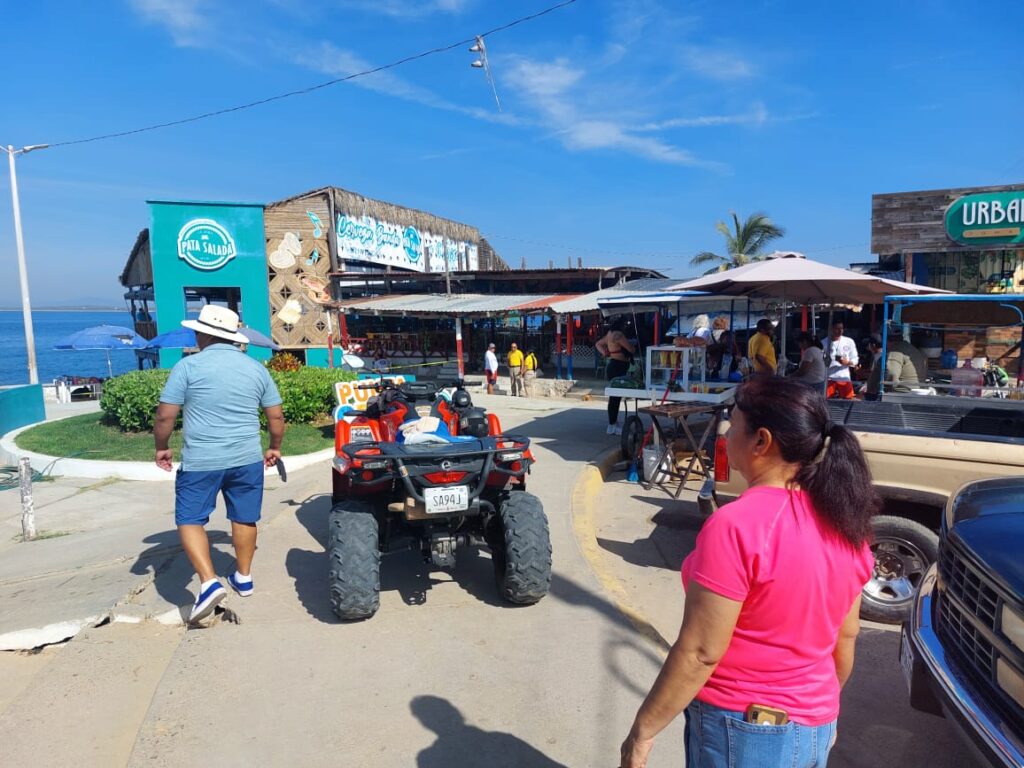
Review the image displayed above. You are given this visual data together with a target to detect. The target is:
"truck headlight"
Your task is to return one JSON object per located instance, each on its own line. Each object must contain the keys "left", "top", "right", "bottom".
{"left": 996, "top": 658, "right": 1024, "bottom": 709}
{"left": 1002, "top": 604, "right": 1024, "bottom": 650}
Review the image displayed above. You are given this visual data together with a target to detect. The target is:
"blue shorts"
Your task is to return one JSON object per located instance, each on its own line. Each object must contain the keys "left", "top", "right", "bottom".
{"left": 175, "top": 461, "right": 265, "bottom": 526}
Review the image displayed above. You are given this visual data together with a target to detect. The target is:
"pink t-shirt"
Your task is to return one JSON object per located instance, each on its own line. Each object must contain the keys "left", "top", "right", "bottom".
{"left": 681, "top": 486, "right": 873, "bottom": 726}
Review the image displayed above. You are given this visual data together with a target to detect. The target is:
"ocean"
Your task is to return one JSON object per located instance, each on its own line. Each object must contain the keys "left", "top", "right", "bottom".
{"left": 0, "top": 310, "right": 141, "bottom": 386}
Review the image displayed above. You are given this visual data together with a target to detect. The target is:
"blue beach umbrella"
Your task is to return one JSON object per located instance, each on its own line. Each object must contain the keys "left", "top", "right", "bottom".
{"left": 53, "top": 324, "right": 148, "bottom": 378}
{"left": 238, "top": 326, "right": 281, "bottom": 351}
{"left": 146, "top": 326, "right": 281, "bottom": 351}
{"left": 146, "top": 327, "right": 197, "bottom": 349}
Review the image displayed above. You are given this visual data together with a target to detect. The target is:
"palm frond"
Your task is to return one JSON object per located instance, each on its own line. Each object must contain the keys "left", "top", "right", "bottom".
{"left": 690, "top": 250, "right": 726, "bottom": 267}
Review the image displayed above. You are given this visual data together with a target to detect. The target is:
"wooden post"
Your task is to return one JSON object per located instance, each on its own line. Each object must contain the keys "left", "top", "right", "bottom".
{"left": 19, "top": 458, "right": 36, "bottom": 542}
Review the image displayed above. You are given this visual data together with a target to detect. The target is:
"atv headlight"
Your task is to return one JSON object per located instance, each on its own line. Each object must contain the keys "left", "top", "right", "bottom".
{"left": 1003, "top": 604, "right": 1024, "bottom": 651}
{"left": 333, "top": 455, "right": 351, "bottom": 475}
{"left": 996, "top": 658, "right": 1024, "bottom": 709}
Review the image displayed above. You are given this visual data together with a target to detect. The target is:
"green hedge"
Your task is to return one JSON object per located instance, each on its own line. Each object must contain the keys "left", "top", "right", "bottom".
{"left": 100, "top": 370, "right": 171, "bottom": 432}
{"left": 268, "top": 368, "right": 358, "bottom": 424}
{"left": 100, "top": 367, "right": 358, "bottom": 432}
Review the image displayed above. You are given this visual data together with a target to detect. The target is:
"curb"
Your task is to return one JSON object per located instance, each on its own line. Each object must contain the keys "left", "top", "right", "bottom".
{"left": 1, "top": 419, "right": 334, "bottom": 482}
{"left": 569, "top": 447, "right": 673, "bottom": 654}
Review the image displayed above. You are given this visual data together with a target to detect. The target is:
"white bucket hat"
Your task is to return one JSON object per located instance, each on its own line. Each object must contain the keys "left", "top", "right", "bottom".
{"left": 181, "top": 305, "right": 250, "bottom": 344}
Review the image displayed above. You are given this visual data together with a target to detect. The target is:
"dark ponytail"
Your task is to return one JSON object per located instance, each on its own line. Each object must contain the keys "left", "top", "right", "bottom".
{"left": 733, "top": 376, "right": 880, "bottom": 547}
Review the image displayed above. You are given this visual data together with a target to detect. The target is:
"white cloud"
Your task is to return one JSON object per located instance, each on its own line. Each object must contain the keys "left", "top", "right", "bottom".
{"left": 294, "top": 41, "right": 521, "bottom": 126}
{"left": 684, "top": 47, "right": 755, "bottom": 81}
{"left": 334, "top": 0, "right": 472, "bottom": 19}
{"left": 637, "top": 103, "right": 770, "bottom": 131}
{"left": 128, "top": 0, "right": 207, "bottom": 47}
{"left": 504, "top": 56, "right": 719, "bottom": 169}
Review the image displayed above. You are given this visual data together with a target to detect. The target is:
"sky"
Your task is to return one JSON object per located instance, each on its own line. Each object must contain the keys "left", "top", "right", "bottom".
{"left": 1, "top": 0, "right": 1023, "bottom": 306}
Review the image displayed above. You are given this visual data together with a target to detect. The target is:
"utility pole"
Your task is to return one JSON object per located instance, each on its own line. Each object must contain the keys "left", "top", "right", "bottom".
{"left": 4, "top": 143, "right": 49, "bottom": 385}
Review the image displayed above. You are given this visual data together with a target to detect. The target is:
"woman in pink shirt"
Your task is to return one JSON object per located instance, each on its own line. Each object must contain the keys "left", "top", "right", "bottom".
{"left": 620, "top": 376, "right": 879, "bottom": 768}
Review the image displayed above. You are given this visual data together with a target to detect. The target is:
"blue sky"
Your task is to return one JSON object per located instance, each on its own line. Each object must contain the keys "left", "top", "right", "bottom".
{"left": 1, "top": 0, "right": 1022, "bottom": 306}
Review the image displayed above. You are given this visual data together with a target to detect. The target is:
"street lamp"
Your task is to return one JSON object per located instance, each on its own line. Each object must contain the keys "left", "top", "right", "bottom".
{"left": 2, "top": 143, "right": 48, "bottom": 385}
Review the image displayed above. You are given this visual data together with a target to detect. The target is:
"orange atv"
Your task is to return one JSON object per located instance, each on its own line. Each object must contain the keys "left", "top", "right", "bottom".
{"left": 329, "top": 378, "right": 552, "bottom": 620}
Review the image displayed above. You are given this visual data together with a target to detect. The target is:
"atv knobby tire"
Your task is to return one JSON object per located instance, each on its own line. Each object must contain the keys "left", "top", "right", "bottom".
{"left": 328, "top": 500, "right": 381, "bottom": 621}
{"left": 492, "top": 492, "right": 552, "bottom": 605}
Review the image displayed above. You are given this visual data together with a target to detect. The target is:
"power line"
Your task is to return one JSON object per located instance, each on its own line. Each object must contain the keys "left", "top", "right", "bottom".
{"left": 44, "top": 0, "right": 579, "bottom": 150}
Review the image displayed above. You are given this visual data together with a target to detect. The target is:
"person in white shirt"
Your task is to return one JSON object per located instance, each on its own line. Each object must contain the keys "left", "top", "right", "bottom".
{"left": 484, "top": 342, "right": 499, "bottom": 395}
{"left": 791, "top": 332, "right": 827, "bottom": 388}
{"left": 825, "top": 322, "right": 859, "bottom": 399}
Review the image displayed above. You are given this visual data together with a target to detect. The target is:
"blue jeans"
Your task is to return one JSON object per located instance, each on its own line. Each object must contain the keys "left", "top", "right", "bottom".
{"left": 684, "top": 700, "right": 837, "bottom": 768}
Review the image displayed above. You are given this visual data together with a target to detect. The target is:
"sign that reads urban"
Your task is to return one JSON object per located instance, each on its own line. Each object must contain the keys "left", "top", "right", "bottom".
{"left": 945, "top": 191, "right": 1024, "bottom": 246}
{"left": 177, "top": 218, "right": 238, "bottom": 270}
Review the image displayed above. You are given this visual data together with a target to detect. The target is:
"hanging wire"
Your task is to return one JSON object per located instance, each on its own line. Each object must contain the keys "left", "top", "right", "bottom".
{"left": 42, "top": 0, "right": 578, "bottom": 150}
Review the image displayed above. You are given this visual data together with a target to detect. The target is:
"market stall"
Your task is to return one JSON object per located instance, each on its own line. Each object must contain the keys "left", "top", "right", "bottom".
{"left": 880, "top": 293, "right": 1024, "bottom": 399}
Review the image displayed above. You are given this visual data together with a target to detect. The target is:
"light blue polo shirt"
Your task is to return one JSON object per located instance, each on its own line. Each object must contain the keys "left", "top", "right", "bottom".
{"left": 159, "top": 344, "right": 283, "bottom": 472}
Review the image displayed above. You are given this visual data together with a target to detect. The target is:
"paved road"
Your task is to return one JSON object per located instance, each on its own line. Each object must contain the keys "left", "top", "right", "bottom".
{"left": 0, "top": 395, "right": 975, "bottom": 766}
{"left": 1, "top": 397, "right": 679, "bottom": 767}
{"left": 591, "top": 478, "right": 975, "bottom": 768}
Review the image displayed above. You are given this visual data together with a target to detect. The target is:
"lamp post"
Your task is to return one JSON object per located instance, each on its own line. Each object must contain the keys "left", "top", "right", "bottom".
{"left": 3, "top": 143, "right": 48, "bottom": 385}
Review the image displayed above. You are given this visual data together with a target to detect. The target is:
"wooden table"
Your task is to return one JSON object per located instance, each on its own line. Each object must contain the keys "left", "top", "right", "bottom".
{"left": 637, "top": 401, "right": 726, "bottom": 497}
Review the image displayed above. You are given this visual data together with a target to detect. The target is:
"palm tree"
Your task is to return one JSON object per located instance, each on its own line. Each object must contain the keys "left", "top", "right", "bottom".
{"left": 690, "top": 211, "right": 785, "bottom": 273}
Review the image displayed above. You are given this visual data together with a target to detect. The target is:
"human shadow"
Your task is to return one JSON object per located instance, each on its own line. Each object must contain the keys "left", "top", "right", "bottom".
{"left": 830, "top": 627, "right": 972, "bottom": 767}
{"left": 596, "top": 498, "right": 706, "bottom": 572}
{"left": 286, "top": 495, "right": 506, "bottom": 623}
{"left": 129, "top": 529, "right": 235, "bottom": 617}
{"left": 411, "top": 695, "right": 568, "bottom": 768}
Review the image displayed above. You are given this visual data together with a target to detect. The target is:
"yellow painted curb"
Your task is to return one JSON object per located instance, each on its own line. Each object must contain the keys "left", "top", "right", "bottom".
{"left": 571, "top": 448, "right": 672, "bottom": 654}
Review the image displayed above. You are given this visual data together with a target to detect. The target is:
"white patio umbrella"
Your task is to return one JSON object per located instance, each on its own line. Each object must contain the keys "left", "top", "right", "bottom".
{"left": 677, "top": 254, "right": 948, "bottom": 365}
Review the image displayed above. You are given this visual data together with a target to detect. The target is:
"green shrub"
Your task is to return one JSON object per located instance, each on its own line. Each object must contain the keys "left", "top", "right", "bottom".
{"left": 99, "top": 366, "right": 357, "bottom": 431}
{"left": 100, "top": 369, "right": 171, "bottom": 432}
{"left": 269, "top": 368, "right": 358, "bottom": 424}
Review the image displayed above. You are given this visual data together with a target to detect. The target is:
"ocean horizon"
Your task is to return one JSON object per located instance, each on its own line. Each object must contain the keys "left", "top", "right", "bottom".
{"left": 0, "top": 310, "right": 142, "bottom": 386}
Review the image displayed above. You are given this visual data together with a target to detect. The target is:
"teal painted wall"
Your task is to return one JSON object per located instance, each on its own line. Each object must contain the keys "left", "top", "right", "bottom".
{"left": 0, "top": 385, "right": 46, "bottom": 436}
{"left": 148, "top": 201, "right": 272, "bottom": 367}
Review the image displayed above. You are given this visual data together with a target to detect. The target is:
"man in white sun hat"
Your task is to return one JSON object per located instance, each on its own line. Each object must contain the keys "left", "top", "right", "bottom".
{"left": 153, "top": 305, "right": 285, "bottom": 623}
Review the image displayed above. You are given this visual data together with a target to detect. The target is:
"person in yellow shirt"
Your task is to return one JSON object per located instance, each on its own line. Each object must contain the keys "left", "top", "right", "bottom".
{"left": 522, "top": 348, "right": 540, "bottom": 396}
{"left": 508, "top": 343, "right": 525, "bottom": 396}
{"left": 747, "top": 319, "right": 777, "bottom": 375}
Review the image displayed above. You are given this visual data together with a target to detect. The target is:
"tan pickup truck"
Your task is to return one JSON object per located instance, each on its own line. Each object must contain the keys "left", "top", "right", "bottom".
{"left": 701, "top": 393, "right": 1024, "bottom": 622}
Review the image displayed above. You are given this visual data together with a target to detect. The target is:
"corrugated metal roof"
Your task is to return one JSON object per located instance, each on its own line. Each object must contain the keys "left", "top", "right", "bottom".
{"left": 334, "top": 293, "right": 574, "bottom": 317}
{"left": 548, "top": 278, "right": 690, "bottom": 313}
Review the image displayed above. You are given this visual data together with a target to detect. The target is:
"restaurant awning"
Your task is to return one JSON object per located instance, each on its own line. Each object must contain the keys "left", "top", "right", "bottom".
{"left": 333, "top": 293, "right": 582, "bottom": 318}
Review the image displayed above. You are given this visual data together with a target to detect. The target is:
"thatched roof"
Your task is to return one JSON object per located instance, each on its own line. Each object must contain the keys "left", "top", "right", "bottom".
{"left": 119, "top": 228, "right": 152, "bottom": 287}
{"left": 270, "top": 186, "right": 481, "bottom": 244}
{"left": 477, "top": 237, "right": 509, "bottom": 271}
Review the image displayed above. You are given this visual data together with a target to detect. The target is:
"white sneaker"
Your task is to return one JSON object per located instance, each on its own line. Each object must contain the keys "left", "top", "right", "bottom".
{"left": 606, "top": 424, "right": 616, "bottom": 435}
{"left": 612, "top": 425, "right": 622, "bottom": 435}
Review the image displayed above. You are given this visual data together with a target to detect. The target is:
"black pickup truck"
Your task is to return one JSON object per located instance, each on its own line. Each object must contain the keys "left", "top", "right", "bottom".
{"left": 901, "top": 476, "right": 1024, "bottom": 767}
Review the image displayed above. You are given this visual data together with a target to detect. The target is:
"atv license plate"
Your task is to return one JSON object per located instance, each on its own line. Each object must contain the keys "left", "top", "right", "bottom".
{"left": 424, "top": 486, "right": 469, "bottom": 514}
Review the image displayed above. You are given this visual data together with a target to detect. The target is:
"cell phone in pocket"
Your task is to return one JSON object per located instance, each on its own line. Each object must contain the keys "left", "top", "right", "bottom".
{"left": 745, "top": 704, "right": 789, "bottom": 725}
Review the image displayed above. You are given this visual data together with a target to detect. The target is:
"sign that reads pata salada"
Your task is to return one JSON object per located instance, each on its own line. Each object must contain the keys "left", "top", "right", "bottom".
{"left": 945, "top": 192, "right": 1024, "bottom": 246}
{"left": 177, "top": 218, "right": 238, "bottom": 270}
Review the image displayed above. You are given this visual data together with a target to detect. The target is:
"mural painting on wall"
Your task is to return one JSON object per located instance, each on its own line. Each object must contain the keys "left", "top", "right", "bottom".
{"left": 266, "top": 199, "right": 333, "bottom": 347}
{"left": 335, "top": 212, "right": 479, "bottom": 273}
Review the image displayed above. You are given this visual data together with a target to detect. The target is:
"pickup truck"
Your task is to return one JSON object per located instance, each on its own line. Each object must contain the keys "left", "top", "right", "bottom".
{"left": 702, "top": 394, "right": 1024, "bottom": 623}
{"left": 902, "top": 476, "right": 1024, "bottom": 766}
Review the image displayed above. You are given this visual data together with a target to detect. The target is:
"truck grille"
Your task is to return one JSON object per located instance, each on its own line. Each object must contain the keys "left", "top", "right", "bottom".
{"left": 939, "top": 543, "right": 1000, "bottom": 633}
{"left": 937, "top": 539, "right": 1024, "bottom": 729}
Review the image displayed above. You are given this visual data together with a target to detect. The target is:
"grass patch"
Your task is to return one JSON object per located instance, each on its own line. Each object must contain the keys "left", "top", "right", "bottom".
{"left": 15, "top": 413, "right": 334, "bottom": 462}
